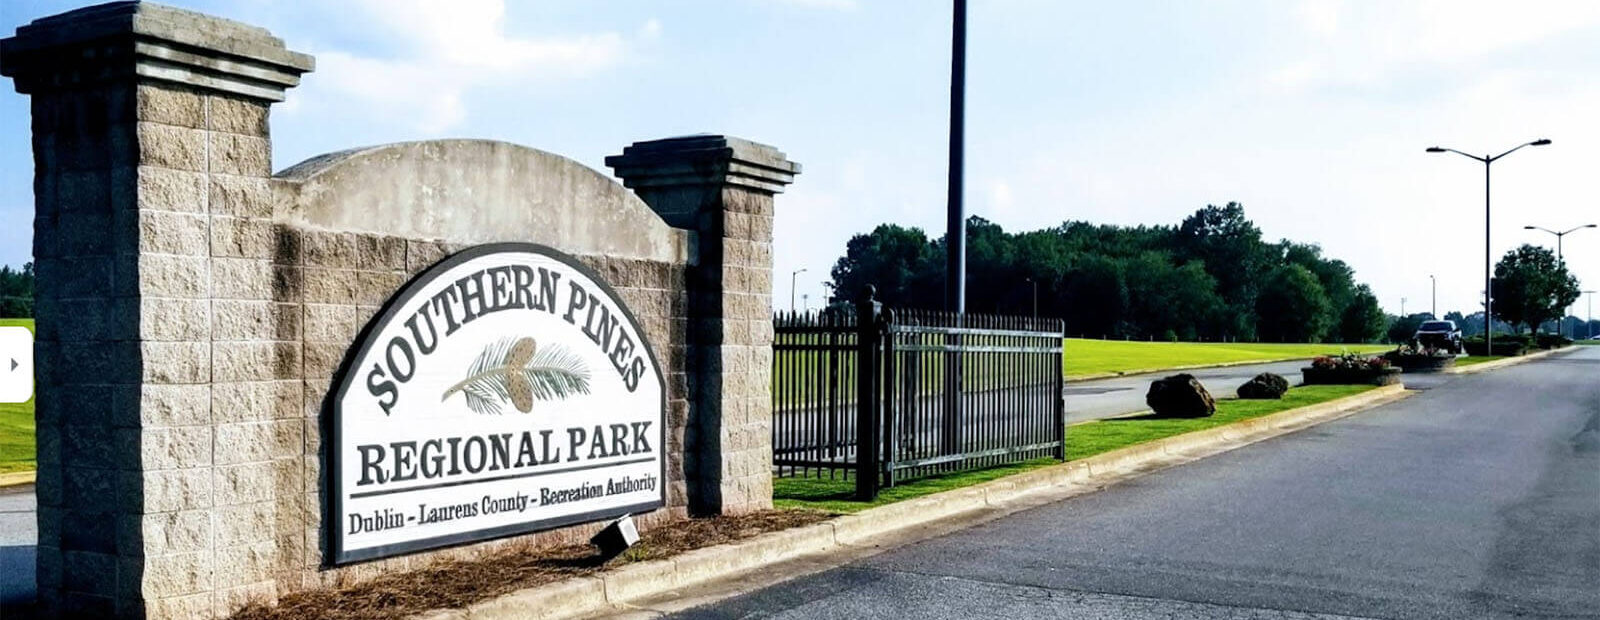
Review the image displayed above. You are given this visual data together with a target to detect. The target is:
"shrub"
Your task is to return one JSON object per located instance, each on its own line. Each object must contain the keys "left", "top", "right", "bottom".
{"left": 1310, "top": 353, "right": 1390, "bottom": 371}
{"left": 1383, "top": 344, "right": 1453, "bottom": 360}
{"left": 1462, "top": 336, "right": 1529, "bottom": 357}
{"left": 1535, "top": 333, "right": 1573, "bottom": 350}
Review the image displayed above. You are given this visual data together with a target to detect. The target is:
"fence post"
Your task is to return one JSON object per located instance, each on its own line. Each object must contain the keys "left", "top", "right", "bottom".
{"left": 855, "top": 286, "right": 883, "bottom": 500}
{"left": 1055, "top": 319, "right": 1068, "bottom": 461}
{"left": 881, "top": 307, "right": 898, "bottom": 488}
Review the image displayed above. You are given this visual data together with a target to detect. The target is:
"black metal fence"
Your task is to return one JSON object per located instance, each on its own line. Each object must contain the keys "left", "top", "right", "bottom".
{"left": 772, "top": 294, "right": 1066, "bottom": 499}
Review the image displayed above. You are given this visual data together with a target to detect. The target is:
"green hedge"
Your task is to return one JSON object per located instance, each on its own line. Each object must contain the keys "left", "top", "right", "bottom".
{"left": 1463, "top": 336, "right": 1528, "bottom": 357}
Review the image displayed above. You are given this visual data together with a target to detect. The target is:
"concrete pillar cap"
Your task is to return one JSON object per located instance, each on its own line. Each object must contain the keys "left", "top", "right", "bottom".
{"left": 0, "top": 0, "right": 313, "bottom": 101}
{"left": 608, "top": 134, "right": 801, "bottom": 195}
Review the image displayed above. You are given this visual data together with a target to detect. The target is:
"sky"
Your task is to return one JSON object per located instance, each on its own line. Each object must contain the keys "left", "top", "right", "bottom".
{"left": 3, "top": 0, "right": 1600, "bottom": 320}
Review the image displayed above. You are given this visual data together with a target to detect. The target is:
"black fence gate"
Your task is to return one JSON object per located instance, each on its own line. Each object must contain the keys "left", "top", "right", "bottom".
{"left": 773, "top": 292, "right": 1066, "bottom": 499}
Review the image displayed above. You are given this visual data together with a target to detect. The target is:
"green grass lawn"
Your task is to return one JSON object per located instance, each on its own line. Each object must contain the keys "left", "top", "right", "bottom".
{"left": 774, "top": 384, "right": 1376, "bottom": 513}
{"left": 1453, "top": 355, "right": 1507, "bottom": 367}
{"left": 0, "top": 318, "right": 34, "bottom": 474}
{"left": 1063, "top": 339, "right": 1390, "bottom": 379}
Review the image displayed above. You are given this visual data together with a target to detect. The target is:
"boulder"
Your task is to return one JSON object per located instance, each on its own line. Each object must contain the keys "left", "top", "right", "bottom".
{"left": 1236, "top": 372, "right": 1289, "bottom": 399}
{"left": 1145, "top": 373, "right": 1216, "bottom": 418}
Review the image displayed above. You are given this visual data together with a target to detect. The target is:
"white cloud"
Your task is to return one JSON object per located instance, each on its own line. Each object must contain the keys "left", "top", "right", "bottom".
{"left": 1296, "top": 0, "right": 1343, "bottom": 37}
{"left": 988, "top": 179, "right": 1014, "bottom": 215}
{"left": 289, "top": 0, "right": 634, "bottom": 134}
{"left": 1273, "top": 0, "right": 1600, "bottom": 94}
{"left": 640, "top": 18, "right": 663, "bottom": 40}
{"left": 765, "top": 0, "right": 859, "bottom": 10}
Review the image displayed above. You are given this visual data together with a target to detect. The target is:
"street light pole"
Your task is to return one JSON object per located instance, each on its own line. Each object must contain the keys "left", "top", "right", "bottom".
{"left": 790, "top": 268, "right": 807, "bottom": 313}
{"left": 945, "top": 0, "right": 967, "bottom": 314}
{"left": 1524, "top": 223, "right": 1597, "bottom": 262}
{"left": 1429, "top": 274, "right": 1436, "bottom": 318}
{"left": 1427, "top": 138, "right": 1551, "bottom": 354}
{"left": 1523, "top": 224, "right": 1595, "bottom": 337}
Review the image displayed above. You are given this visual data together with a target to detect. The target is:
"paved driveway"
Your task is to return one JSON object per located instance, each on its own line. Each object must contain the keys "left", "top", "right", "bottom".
{"left": 672, "top": 349, "right": 1600, "bottom": 618}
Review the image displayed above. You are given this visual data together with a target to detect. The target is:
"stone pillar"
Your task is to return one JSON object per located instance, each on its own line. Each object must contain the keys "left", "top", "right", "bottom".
{"left": 607, "top": 136, "right": 799, "bottom": 515}
{"left": 1, "top": 3, "right": 312, "bottom": 617}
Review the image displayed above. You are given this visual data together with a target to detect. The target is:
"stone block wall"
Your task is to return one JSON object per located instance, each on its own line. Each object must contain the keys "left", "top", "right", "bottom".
{"left": 25, "top": 77, "right": 312, "bottom": 616}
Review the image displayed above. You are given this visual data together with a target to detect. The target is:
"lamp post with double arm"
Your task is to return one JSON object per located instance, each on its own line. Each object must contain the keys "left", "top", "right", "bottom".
{"left": 1523, "top": 224, "right": 1594, "bottom": 337}
{"left": 1426, "top": 138, "right": 1552, "bottom": 354}
{"left": 1523, "top": 223, "right": 1596, "bottom": 261}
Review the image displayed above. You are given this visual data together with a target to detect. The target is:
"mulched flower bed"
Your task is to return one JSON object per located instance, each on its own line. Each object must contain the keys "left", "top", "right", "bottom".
{"left": 229, "top": 509, "right": 832, "bottom": 620}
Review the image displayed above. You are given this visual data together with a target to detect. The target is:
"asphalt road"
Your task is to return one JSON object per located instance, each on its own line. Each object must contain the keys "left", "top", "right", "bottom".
{"left": 0, "top": 484, "right": 34, "bottom": 610}
{"left": 671, "top": 348, "right": 1600, "bottom": 619}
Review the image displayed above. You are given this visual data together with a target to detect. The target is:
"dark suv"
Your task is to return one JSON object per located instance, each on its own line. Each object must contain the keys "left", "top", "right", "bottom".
{"left": 1413, "top": 320, "right": 1463, "bottom": 353}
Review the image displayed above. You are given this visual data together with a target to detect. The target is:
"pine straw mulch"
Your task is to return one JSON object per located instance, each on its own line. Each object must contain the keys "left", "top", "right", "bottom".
{"left": 230, "top": 509, "right": 833, "bottom": 620}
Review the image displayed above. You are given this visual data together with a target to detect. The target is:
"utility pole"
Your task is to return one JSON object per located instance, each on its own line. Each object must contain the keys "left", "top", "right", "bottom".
{"left": 1401, "top": 297, "right": 1407, "bottom": 317}
{"left": 1429, "top": 275, "right": 1436, "bottom": 319}
{"left": 945, "top": 0, "right": 967, "bottom": 313}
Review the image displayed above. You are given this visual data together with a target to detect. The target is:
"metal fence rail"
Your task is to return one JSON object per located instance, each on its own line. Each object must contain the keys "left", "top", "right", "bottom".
{"left": 771, "top": 292, "right": 1066, "bottom": 499}
{"left": 883, "top": 309, "right": 1066, "bottom": 486}
{"left": 772, "top": 309, "right": 860, "bottom": 478}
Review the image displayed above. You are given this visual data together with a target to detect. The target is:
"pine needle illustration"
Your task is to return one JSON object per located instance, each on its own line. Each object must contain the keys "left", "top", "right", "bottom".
{"left": 440, "top": 336, "right": 591, "bottom": 414}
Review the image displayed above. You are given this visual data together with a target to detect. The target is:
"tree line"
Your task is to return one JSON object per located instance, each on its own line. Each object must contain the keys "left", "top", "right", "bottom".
{"left": 827, "top": 203, "right": 1387, "bottom": 343}
{"left": 0, "top": 262, "right": 31, "bottom": 318}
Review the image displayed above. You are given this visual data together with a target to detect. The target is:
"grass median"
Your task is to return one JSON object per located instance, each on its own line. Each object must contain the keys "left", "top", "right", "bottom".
{"left": 1453, "top": 355, "right": 1507, "bottom": 368}
{"left": 774, "top": 383, "right": 1377, "bottom": 513}
{"left": 1063, "top": 339, "right": 1390, "bottom": 378}
{"left": 0, "top": 318, "right": 34, "bottom": 475}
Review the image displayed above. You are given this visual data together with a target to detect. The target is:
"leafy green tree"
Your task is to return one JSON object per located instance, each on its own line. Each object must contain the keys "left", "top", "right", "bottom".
{"left": 1281, "top": 242, "right": 1356, "bottom": 335}
{"left": 823, "top": 204, "right": 1379, "bottom": 343}
{"left": 1255, "top": 264, "right": 1332, "bottom": 342}
{"left": 0, "top": 262, "right": 33, "bottom": 318}
{"left": 1062, "top": 255, "right": 1128, "bottom": 338}
{"left": 828, "top": 225, "right": 937, "bottom": 309}
{"left": 1338, "top": 285, "right": 1386, "bottom": 343}
{"left": 1491, "top": 244, "right": 1581, "bottom": 333}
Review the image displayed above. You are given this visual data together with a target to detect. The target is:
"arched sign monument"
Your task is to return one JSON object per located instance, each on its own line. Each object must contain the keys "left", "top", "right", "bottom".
{"left": 331, "top": 243, "right": 665, "bottom": 563}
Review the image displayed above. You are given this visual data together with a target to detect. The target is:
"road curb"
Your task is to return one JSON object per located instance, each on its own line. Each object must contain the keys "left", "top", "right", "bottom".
{"left": 0, "top": 471, "right": 35, "bottom": 489}
{"left": 417, "top": 383, "right": 1411, "bottom": 620}
{"left": 1445, "top": 346, "right": 1576, "bottom": 375}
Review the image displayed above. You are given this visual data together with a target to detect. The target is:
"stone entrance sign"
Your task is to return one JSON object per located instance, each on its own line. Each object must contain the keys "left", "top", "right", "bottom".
{"left": 332, "top": 243, "right": 666, "bottom": 564}
{"left": 1, "top": 2, "right": 797, "bottom": 617}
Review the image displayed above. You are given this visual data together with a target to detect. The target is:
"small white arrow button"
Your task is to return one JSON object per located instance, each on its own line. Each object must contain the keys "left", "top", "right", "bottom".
{"left": 0, "top": 327, "right": 31, "bottom": 403}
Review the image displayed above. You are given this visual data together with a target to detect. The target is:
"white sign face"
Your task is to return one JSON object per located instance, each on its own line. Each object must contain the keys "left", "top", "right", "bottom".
{"left": 330, "top": 243, "right": 665, "bottom": 564}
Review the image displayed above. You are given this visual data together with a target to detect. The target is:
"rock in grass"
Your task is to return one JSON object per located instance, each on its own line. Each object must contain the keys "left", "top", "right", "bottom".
{"left": 1236, "top": 372, "right": 1289, "bottom": 400}
{"left": 1145, "top": 373, "right": 1216, "bottom": 418}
